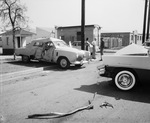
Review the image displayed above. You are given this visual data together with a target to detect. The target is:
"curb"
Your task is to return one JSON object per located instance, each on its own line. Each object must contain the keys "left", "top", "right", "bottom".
{"left": 104, "top": 50, "right": 117, "bottom": 53}
{"left": 1, "top": 66, "right": 53, "bottom": 83}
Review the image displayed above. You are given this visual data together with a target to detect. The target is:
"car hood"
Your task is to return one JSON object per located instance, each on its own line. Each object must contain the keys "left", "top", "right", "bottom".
{"left": 102, "top": 43, "right": 150, "bottom": 70}
{"left": 114, "top": 43, "right": 148, "bottom": 55}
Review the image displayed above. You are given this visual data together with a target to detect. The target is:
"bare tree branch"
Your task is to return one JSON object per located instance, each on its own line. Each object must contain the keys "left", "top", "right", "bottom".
{"left": 0, "top": 0, "right": 29, "bottom": 59}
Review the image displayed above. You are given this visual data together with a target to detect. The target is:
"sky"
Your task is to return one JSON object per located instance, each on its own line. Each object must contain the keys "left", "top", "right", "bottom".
{"left": 2, "top": 0, "right": 146, "bottom": 33}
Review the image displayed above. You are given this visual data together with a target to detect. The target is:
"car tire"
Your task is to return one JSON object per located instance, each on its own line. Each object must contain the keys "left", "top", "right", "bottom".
{"left": 22, "top": 55, "right": 30, "bottom": 63}
{"left": 115, "top": 70, "right": 136, "bottom": 91}
{"left": 58, "top": 57, "right": 70, "bottom": 69}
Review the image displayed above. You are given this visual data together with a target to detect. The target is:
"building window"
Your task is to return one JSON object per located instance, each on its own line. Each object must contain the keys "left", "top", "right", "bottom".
{"left": 6, "top": 37, "right": 9, "bottom": 45}
{"left": 60, "top": 36, "right": 65, "bottom": 40}
{"left": 77, "top": 32, "right": 81, "bottom": 41}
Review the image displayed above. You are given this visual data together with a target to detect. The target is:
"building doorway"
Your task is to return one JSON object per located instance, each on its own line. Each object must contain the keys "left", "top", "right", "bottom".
{"left": 17, "top": 37, "right": 21, "bottom": 48}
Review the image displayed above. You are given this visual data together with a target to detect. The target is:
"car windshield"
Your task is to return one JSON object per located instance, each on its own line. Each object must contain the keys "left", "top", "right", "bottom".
{"left": 146, "top": 42, "right": 150, "bottom": 46}
{"left": 53, "top": 41, "right": 69, "bottom": 47}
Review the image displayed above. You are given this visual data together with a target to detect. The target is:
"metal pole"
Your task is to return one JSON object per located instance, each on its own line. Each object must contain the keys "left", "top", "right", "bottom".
{"left": 146, "top": 0, "right": 150, "bottom": 40}
{"left": 142, "top": 0, "right": 148, "bottom": 43}
{"left": 81, "top": 0, "right": 85, "bottom": 50}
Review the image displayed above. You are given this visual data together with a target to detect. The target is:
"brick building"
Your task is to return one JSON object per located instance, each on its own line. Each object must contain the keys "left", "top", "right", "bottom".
{"left": 57, "top": 24, "right": 101, "bottom": 46}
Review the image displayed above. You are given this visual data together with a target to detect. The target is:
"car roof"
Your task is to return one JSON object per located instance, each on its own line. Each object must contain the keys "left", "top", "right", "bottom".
{"left": 32, "top": 37, "right": 63, "bottom": 43}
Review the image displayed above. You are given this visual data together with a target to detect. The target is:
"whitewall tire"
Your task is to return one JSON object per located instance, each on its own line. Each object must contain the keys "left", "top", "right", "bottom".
{"left": 115, "top": 70, "right": 136, "bottom": 91}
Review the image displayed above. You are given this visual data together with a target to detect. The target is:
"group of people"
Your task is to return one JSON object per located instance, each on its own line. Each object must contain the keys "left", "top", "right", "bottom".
{"left": 85, "top": 37, "right": 104, "bottom": 61}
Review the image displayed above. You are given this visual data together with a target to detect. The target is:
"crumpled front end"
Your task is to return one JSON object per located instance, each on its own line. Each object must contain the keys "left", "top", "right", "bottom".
{"left": 71, "top": 53, "right": 88, "bottom": 65}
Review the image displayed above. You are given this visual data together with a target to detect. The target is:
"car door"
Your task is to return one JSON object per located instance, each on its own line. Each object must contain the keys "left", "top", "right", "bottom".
{"left": 42, "top": 42, "right": 55, "bottom": 62}
{"left": 34, "top": 42, "right": 44, "bottom": 59}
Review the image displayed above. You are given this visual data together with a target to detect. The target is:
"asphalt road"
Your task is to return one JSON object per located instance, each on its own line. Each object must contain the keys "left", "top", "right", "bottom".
{"left": 0, "top": 59, "right": 150, "bottom": 123}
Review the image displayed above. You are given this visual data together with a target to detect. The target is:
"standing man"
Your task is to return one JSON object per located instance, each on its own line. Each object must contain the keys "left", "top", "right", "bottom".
{"left": 91, "top": 38, "right": 97, "bottom": 59}
{"left": 85, "top": 38, "right": 90, "bottom": 51}
{"left": 100, "top": 37, "right": 104, "bottom": 61}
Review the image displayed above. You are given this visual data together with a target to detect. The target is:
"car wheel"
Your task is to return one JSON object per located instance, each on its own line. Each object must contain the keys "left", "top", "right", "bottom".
{"left": 22, "top": 55, "right": 30, "bottom": 63}
{"left": 115, "top": 70, "right": 136, "bottom": 91}
{"left": 58, "top": 57, "right": 70, "bottom": 69}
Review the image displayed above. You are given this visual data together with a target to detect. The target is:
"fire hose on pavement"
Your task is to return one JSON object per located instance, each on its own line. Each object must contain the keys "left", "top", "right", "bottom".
{"left": 28, "top": 92, "right": 97, "bottom": 119}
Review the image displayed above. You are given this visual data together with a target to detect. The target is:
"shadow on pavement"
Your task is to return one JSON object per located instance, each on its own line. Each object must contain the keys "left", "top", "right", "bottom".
{"left": 74, "top": 80, "right": 150, "bottom": 104}
{"left": 6, "top": 60, "right": 56, "bottom": 68}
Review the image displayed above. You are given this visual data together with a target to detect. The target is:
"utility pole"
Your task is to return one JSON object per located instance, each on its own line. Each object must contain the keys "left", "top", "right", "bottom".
{"left": 142, "top": 0, "right": 148, "bottom": 43}
{"left": 146, "top": 0, "right": 150, "bottom": 40}
{"left": 81, "top": 0, "right": 85, "bottom": 50}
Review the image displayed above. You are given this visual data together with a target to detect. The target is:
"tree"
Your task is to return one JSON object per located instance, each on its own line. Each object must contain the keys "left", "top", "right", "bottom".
{"left": 0, "top": 0, "right": 29, "bottom": 59}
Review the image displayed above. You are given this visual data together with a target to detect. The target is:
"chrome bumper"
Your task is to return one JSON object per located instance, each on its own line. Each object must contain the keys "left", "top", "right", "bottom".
{"left": 71, "top": 60, "right": 88, "bottom": 65}
{"left": 99, "top": 67, "right": 105, "bottom": 75}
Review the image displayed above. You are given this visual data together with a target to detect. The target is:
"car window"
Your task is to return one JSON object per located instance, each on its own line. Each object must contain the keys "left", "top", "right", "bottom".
{"left": 147, "top": 43, "right": 150, "bottom": 46}
{"left": 46, "top": 42, "right": 53, "bottom": 47}
{"left": 72, "top": 43, "right": 76, "bottom": 46}
{"left": 72, "top": 42, "right": 81, "bottom": 46}
{"left": 33, "top": 42, "right": 43, "bottom": 47}
{"left": 53, "top": 41, "right": 69, "bottom": 47}
{"left": 78, "top": 42, "right": 81, "bottom": 46}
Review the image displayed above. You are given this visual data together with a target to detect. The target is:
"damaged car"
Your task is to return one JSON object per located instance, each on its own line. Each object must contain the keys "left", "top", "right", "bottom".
{"left": 15, "top": 37, "right": 90, "bottom": 69}
{"left": 98, "top": 43, "right": 150, "bottom": 91}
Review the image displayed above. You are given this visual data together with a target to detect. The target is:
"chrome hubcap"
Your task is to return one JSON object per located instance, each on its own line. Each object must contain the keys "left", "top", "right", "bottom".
{"left": 61, "top": 59, "right": 67, "bottom": 67}
{"left": 118, "top": 74, "right": 132, "bottom": 87}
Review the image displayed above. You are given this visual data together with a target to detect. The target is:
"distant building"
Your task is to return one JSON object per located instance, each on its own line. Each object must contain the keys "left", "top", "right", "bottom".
{"left": 57, "top": 24, "right": 101, "bottom": 46}
{"left": 101, "top": 31, "right": 143, "bottom": 49}
{"left": 0, "top": 29, "right": 35, "bottom": 55}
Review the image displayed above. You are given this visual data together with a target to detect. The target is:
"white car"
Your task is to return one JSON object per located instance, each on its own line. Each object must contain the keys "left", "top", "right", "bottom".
{"left": 15, "top": 37, "right": 90, "bottom": 69}
{"left": 98, "top": 43, "right": 150, "bottom": 91}
{"left": 72, "top": 41, "right": 93, "bottom": 54}
{"left": 143, "top": 41, "right": 150, "bottom": 48}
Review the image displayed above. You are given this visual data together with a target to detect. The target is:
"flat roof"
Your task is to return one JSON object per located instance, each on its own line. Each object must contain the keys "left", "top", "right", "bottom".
{"left": 57, "top": 24, "right": 101, "bottom": 29}
{"left": 0, "top": 29, "right": 36, "bottom": 36}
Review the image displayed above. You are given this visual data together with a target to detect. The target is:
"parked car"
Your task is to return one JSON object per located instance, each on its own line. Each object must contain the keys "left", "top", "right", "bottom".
{"left": 98, "top": 43, "right": 150, "bottom": 91}
{"left": 143, "top": 41, "right": 150, "bottom": 48}
{"left": 15, "top": 37, "right": 91, "bottom": 69}
{"left": 72, "top": 41, "right": 93, "bottom": 53}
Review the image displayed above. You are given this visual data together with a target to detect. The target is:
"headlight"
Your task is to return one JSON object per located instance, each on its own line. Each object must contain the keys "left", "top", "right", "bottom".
{"left": 76, "top": 54, "right": 84, "bottom": 61}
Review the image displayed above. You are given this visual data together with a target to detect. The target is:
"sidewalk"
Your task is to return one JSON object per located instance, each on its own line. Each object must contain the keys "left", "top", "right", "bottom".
{"left": 104, "top": 49, "right": 117, "bottom": 53}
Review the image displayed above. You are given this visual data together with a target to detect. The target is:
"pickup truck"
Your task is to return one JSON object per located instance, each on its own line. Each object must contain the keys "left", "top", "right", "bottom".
{"left": 15, "top": 37, "right": 90, "bottom": 69}
{"left": 98, "top": 43, "right": 150, "bottom": 91}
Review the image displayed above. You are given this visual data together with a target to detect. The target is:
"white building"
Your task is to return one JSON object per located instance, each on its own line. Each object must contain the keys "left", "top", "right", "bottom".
{"left": 0, "top": 29, "right": 35, "bottom": 55}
